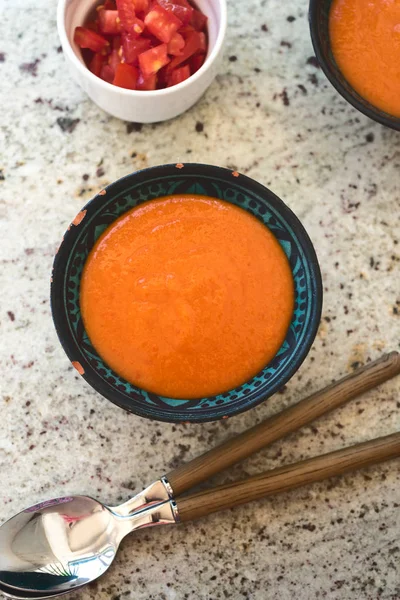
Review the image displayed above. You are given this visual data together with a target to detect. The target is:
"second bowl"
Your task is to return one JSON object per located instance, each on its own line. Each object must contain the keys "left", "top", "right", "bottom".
{"left": 309, "top": 0, "right": 400, "bottom": 131}
{"left": 51, "top": 164, "right": 322, "bottom": 423}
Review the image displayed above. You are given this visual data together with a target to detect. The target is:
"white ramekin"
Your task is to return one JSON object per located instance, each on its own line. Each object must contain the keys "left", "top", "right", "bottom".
{"left": 57, "top": 0, "right": 227, "bottom": 123}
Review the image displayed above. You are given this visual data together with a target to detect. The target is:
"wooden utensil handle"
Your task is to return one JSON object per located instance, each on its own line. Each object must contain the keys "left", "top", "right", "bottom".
{"left": 167, "top": 352, "right": 400, "bottom": 496}
{"left": 176, "top": 432, "right": 400, "bottom": 522}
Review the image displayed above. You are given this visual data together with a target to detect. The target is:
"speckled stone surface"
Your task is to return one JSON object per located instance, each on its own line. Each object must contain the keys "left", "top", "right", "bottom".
{"left": 1, "top": 1, "right": 400, "bottom": 599}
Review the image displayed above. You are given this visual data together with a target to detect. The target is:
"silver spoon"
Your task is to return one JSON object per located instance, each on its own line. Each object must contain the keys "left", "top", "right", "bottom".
{"left": 0, "top": 481, "right": 177, "bottom": 596}
{"left": 1, "top": 354, "right": 399, "bottom": 600}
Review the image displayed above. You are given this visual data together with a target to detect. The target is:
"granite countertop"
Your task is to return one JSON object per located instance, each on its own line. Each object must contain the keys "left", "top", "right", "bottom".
{"left": 1, "top": 1, "right": 400, "bottom": 599}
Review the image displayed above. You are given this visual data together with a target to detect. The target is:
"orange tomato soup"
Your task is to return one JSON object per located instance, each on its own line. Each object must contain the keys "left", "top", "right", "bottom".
{"left": 330, "top": 0, "right": 400, "bottom": 117}
{"left": 80, "top": 195, "right": 294, "bottom": 399}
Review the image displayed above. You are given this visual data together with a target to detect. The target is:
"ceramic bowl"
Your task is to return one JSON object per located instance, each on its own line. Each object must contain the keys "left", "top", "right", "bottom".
{"left": 51, "top": 164, "right": 322, "bottom": 423}
{"left": 309, "top": 0, "right": 400, "bottom": 131}
{"left": 57, "top": 0, "right": 227, "bottom": 123}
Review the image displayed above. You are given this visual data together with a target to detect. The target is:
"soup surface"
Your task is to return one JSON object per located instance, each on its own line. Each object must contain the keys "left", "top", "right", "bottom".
{"left": 330, "top": 0, "right": 400, "bottom": 117}
{"left": 80, "top": 195, "right": 294, "bottom": 399}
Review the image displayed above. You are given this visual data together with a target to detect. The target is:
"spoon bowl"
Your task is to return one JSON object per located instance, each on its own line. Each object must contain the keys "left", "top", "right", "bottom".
{"left": 0, "top": 483, "right": 177, "bottom": 596}
{"left": 0, "top": 496, "right": 120, "bottom": 594}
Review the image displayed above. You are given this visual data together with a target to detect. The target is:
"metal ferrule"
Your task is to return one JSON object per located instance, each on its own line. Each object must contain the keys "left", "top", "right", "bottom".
{"left": 110, "top": 477, "right": 179, "bottom": 533}
{"left": 112, "top": 477, "right": 175, "bottom": 517}
{"left": 112, "top": 498, "right": 179, "bottom": 537}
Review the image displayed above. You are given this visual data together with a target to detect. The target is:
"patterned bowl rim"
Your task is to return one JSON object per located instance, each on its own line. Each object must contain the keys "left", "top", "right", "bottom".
{"left": 51, "top": 163, "right": 323, "bottom": 423}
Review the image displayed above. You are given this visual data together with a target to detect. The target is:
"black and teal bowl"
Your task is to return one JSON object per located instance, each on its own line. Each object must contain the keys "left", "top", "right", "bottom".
{"left": 51, "top": 164, "right": 322, "bottom": 423}
{"left": 309, "top": 0, "right": 400, "bottom": 131}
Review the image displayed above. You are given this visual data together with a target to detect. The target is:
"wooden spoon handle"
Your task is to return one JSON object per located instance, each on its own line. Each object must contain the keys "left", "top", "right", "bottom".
{"left": 167, "top": 352, "right": 400, "bottom": 495}
{"left": 176, "top": 432, "right": 400, "bottom": 522}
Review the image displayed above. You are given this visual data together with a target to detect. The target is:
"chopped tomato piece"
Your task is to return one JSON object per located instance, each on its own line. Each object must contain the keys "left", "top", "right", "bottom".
{"left": 112, "top": 34, "right": 122, "bottom": 50}
{"left": 141, "top": 31, "right": 162, "bottom": 46}
{"left": 98, "top": 9, "right": 121, "bottom": 34}
{"left": 89, "top": 52, "right": 106, "bottom": 76}
{"left": 190, "top": 52, "right": 205, "bottom": 73}
{"left": 108, "top": 47, "right": 122, "bottom": 74}
{"left": 167, "top": 30, "right": 202, "bottom": 69}
{"left": 86, "top": 19, "right": 99, "bottom": 32}
{"left": 156, "top": 65, "right": 169, "bottom": 88}
{"left": 113, "top": 63, "right": 139, "bottom": 88}
{"left": 122, "top": 32, "right": 151, "bottom": 63}
{"left": 167, "top": 64, "right": 190, "bottom": 86}
{"left": 132, "top": 16, "right": 145, "bottom": 34}
{"left": 172, "top": 0, "right": 192, "bottom": 7}
{"left": 190, "top": 8, "right": 207, "bottom": 31}
{"left": 101, "top": 43, "right": 112, "bottom": 56}
{"left": 74, "top": 27, "right": 109, "bottom": 52}
{"left": 100, "top": 63, "right": 115, "bottom": 82}
{"left": 133, "top": 0, "right": 149, "bottom": 12}
{"left": 167, "top": 32, "right": 185, "bottom": 55}
{"left": 157, "top": 0, "right": 194, "bottom": 25}
{"left": 170, "top": 0, "right": 193, "bottom": 10}
{"left": 179, "top": 24, "right": 195, "bottom": 38}
{"left": 178, "top": 0, "right": 193, "bottom": 7}
{"left": 136, "top": 71, "right": 157, "bottom": 90}
{"left": 198, "top": 31, "right": 206, "bottom": 53}
{"left": 103, "top": 0, "right": 117, "bottom": 9}
{"left": 144, "top": 4, "right": 182, "bottom": 43}
{"left": 138, "top": 43, "right": 170, "bottom": 77}
{"left": 116, "top": 0, "right": 138, "bottom": 31}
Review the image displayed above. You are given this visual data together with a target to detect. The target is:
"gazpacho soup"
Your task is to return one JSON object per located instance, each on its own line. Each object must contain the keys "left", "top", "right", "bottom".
{"left": 330, "top": 0, "right": 400, "bottom": 117}
{"left": 80, "top": 195, "right": 294, "bottom": 399}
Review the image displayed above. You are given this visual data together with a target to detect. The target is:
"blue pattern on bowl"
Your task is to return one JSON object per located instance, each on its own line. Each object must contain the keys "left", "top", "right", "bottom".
{"left": 51, "top": 164, "right": 322, "bottom": 423}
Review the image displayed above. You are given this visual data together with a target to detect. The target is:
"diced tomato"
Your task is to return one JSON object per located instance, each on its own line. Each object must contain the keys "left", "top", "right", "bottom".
{"left": 167, "top": 64, "right": 190, "bottom": 86}
{"left": 179, "top": 24, "right": 195, "bottom": 38}
{"left": 170, "top": 0, "right": 193, "bottom": 10}
{"left": 136, "top": 71, "right": 157, "bottom": 90}
{"left": 116, "top": 0, "right": 138, "bottom": 31}
{"left": 167, "top": 30, "right": 202, "bottom": 69}
{"left": 132, "top": 17, "right": 145, "bottom": 34}
{"left": 157, "top": 0, "right": 193, "bottom": 25}
{"left": 198, "top": 31, "right": 206, "bottom": 53}
{"left": 112, "top": 34, "right": 122, "bottom": 50}
{"left": 138, "top": 43, "right": 170, "bottom": 77}
{"left": 89, "top": 52, "right": 106, "bottom": 76}
{"left": 133, "top": 0, "right": 149, "bottom": 12}
{"left": 103, "top": 0, "right": 117, "bottom": 9}
{"left": 141, "top": 31, "right": 163, "bottom": 46}
{"left": 98, "top": 9, "right": 121, "bottom": 34}
{"left": 167, "top": 32, "right": 185, "bottom": 55}
{"left": 144, "top": 4, "right": 182, "bottom": 43}
{"left": 190, "top": 8, "right": 207, "bottom": 31}
{"left": 100, "top": 63, "right": 115, "bottom": 82}
{"left": 85, "top": 19, "right": 99, "bottom": 32}
{"left": 113, "top": 63, "right": 139, "bottom": 88}
{"left": 108, "top": 47, "right": 122, "bottom": 74}
{"left": 156, "top": 65, "right": 169, "bottom": 88}
{"left": 190, "top": 52, "right": 205, "bottom": 74}
{"left": 74, "top": 27, "right": 109, "bottom": 52}
{"left": 77, "top": 0, "right": 208, "bottom": 91}
{"left": 122, "top": 32, "right": 151, "bottom": 63}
